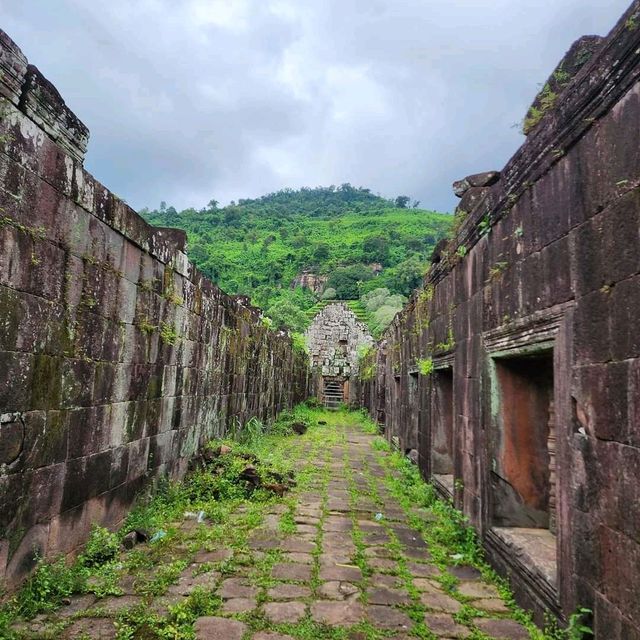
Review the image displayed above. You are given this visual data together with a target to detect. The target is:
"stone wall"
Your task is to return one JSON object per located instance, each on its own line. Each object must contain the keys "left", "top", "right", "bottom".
{"left": 360, "top": 3, "right": 640, "bottom": 637}
{"left": 306, "top": 303, "right": 372, "bottom": 404}
{"left": 0, "top": 30, "right": 308, "bottom": 587}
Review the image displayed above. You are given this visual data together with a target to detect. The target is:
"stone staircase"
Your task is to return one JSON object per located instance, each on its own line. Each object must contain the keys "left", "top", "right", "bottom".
{"left": 323, "top": 380, "right": 344, "bottom": 410}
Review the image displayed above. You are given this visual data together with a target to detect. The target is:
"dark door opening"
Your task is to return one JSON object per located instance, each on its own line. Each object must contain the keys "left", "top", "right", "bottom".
{"left": 323, "top": 378, "right": 344, "bottom": 410}
{"left": 431, "top": 367, "right": 454, "bottom": 496}
{"left": 491, "top": 351, "right": 554, "bottom": 529}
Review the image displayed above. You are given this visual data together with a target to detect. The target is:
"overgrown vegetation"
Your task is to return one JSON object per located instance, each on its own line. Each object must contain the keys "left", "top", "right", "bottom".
{"left": 0, "top": 404, "right": 320, "bottom": 638}
{"left": 0, "top": 406, "right": 591, "bottom": 640}
{"left": 357, "top": 344, "right": 377, "bottom": 381}
{"left": 522, "top": 64, "right": 573, "bottom": 135}
{"left": 371, "top": 434, "right": 594, "bottom": 640}
{"left": 417, "top": 357, "right": 434, "bottom": 376}
{"left": 141, "top": 185, "right": 451, "bottom": 334}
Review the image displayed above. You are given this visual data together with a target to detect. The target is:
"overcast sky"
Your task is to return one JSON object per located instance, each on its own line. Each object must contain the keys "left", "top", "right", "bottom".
{"left": 2, "top": 0, "right": 631, "bottom": 213}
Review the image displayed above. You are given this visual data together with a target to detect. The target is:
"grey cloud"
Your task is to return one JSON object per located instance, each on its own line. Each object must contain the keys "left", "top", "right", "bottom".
{"left": 2, "top": 0, "right": 632, "bottom": 212}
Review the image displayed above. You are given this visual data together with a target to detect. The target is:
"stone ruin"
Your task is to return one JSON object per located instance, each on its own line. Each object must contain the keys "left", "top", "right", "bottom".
{"left": 359, "top": 3, "right": 640, "bottom": 637}
{"left": 0, "top": 29, "right": 308, "bottom": 587}
{"left": 305, "top": 303, "right": 373, "bottom": 408}
{"left": 1, "top": 0, "right": 640, "bottom": 635}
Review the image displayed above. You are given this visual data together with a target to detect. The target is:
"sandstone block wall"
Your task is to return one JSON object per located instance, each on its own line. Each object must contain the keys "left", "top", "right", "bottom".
{"left": 360, "top": 3, "right": 640, "bottom": 637}
{"left": 0, "top": 30, "right": 308, "bottom": 587}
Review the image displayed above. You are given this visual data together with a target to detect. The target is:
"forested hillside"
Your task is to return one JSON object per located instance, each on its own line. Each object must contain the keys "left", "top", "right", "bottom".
{"left": 141, "top": 185, "right": 451, "bottom": 335}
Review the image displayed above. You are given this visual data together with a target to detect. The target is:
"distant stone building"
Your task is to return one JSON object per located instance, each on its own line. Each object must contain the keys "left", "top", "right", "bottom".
{"left": 306, "top": 303, "right": 372, "bottom": 408}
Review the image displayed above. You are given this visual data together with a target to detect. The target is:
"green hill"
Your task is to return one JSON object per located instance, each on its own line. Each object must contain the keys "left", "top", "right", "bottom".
{"left": 141, "top": 185, "right": 451, "bottom": 335}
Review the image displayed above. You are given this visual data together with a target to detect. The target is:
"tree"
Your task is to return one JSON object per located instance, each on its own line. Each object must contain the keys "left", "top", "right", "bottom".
{"left": 189, "top": 244, "right": 209, "bottom": 264}
{"left": 395, "top": 195, "right": 410, "bottom": 208}
{"left": 361, "top": 287, "right": 391, "bottom": 312}
{"left": 375, "top": 255, "right": 424, "bottom": 296}
{"left": 265, "top": 299, "right": 309, "bottom": 333}
{"left": 223, "top": 208, "right": 241, "bottom": 226}
{"left": 372, "top": 305, "right": 400, "bottom": 335}
{"left": 362, "top": 235, "right": 390, "bottom": 265}
{"left": 313, "top": 243, "right": 330, "bottom": 261}
{"left": 326, "top": 264, "right": 373, "bottom": 299}
{"left": 321, "top": 287, "right": 337, "bottom": 300}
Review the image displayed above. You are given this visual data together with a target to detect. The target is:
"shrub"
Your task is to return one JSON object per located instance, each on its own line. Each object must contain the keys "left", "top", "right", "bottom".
{"left": 321, "top": 287, "right": 336, "bottom": 300}
{"left": 80, "top": 524, "right": 120, "bottom": 567}
{"left": 14, "top": 557, "right": 85, "bottom": 619}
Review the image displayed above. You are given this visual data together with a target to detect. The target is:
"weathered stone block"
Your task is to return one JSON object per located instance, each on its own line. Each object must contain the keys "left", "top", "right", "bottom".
{"left": 0, "top": 412, "right": 23, "bottom": 465}
{"left": 20, "top": 65, "right": 89, "bottom": 162}
{"left": 0, "top": 351, "right": 34, "bottom": 412}
{"left": 610, "top": 274, "right": 640, "bottom": 361}
{"left": 0, "top": 29, "right": 27, "bottom": 105}
{"left": 23, "top": 409, "right": 68, "bottom": 468}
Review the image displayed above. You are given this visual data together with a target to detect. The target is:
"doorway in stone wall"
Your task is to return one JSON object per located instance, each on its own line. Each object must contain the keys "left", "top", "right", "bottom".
{"left": 430, "top": 366, "right": 455, "bottom": 499}
{"left": 323, "top": 378, "right": 345, "bottom": 410}
{"left": 488, "top": 347, "right": 557, "bottom": 588}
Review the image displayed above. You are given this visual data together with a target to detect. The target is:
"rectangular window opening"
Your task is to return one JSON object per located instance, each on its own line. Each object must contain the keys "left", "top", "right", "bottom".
{"left": 431, "top": 367, "right": 454, "bottom": 497}
{"left": 406, "top": 371, "right": 419, "bottom": 456}
{"left": 490, "top": 349, "right": 557, "bottom": 586}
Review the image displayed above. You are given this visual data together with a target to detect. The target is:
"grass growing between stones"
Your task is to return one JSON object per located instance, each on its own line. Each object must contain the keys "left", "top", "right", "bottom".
{"left": 367, "top": 431, "right": 590, "bottom": 640}
{"left": 0, "top": 406, "right": 586, "bottom": 640}
{"left": 0, "top": 403, "right": 332, "bottom": 639}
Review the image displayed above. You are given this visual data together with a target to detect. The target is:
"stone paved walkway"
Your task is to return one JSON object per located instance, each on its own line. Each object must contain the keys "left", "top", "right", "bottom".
{"left": 12, "top": 423, "right": 534, "bottom": 639}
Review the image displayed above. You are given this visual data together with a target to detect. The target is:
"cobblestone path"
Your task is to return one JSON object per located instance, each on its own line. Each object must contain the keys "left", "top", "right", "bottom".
{"left": 13, "top": 422, "right": 534, "bottom": 639}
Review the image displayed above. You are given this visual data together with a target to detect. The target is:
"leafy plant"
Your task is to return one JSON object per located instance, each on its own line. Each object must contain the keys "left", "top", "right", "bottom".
{"left": 159, "top": 322, "right": 179, "bottom": 345}
{"left": 11, "top": 557, "right": 85, "bottom": 620}
{"left": 137, "top": 316, "right": 156, "bottom": 335}
{"left": 566, "top": 607, "right": 594, "bottom": 639}
{"left": 489, "top": 261, "right": 509, "bottom": 281}
{"left": 291, "top": 332, "right": 308, "bottom": 354}
{"left": 477, "top": 214, "right": 491, "bottom": 237}
{"left": 436, "top": 324, "right": 456, "bottom": 352}
{"left": 80, "top": 524, "right": 120, "bottom": 567}
{"left": 417, "top": 357, "right": 434, "bottom": 376}
{"left": 523, "top": 83, "right": 558, "bottom": 134}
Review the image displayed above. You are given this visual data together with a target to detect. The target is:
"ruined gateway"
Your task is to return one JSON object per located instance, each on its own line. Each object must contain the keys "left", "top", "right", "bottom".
{"left": 0, "top": 1, "right": 639, "bottom": 638}
{"left": 305, "top": 302, "right": 373, "bottom": 409}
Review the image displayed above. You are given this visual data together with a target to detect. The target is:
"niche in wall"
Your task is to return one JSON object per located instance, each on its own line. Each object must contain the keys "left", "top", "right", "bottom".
{"left": 484, "top": 314, "right": 564, "bottom": 593}
{"left": 430, "top": 366, "right": 454, "bottom": 497}
{"left": 490, "top": 350, "right": 555, "bottom": 530}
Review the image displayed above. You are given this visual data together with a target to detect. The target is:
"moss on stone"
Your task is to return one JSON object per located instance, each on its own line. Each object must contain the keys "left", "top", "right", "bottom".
{"left": 30, "top": 355, "right": 62, "bottom": 410}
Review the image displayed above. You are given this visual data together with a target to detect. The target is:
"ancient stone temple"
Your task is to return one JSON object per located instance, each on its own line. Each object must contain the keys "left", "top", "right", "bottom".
{"left": 0, "top": 29, "right": 308, "bottom": 587}
{"left": 306, "top": 303, "right": 373, "bottom": 408}
{"left": 359, "top": 3, "right": 640, "bottom": 636}
{"left": 2, "top": 1, "right": 640, "bottom": 636}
